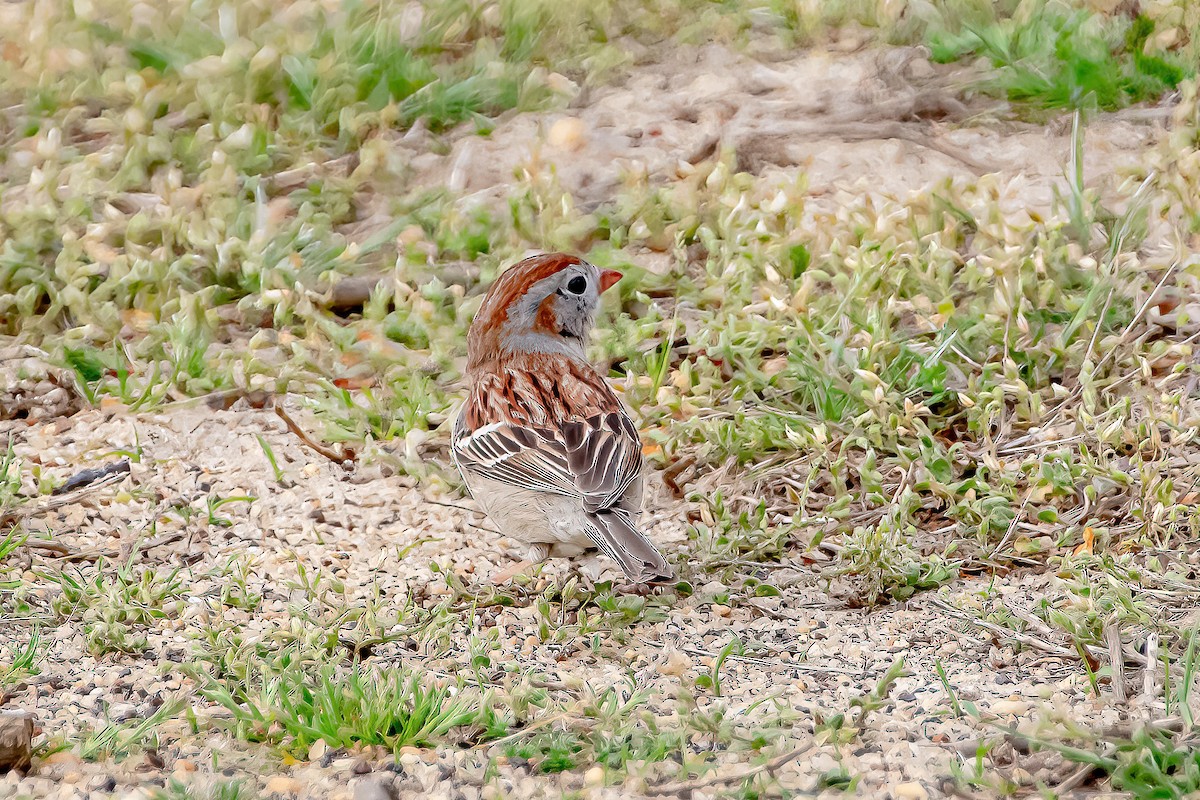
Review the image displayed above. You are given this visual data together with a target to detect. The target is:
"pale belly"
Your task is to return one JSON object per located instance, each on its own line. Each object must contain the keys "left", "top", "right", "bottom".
{"left": 461, "top": 469, "right": 595, "bottom": 556}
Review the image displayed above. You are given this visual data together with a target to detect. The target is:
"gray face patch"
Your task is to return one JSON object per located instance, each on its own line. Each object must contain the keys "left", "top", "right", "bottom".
{"left": 500, "top": 262, "right": 601, "bottom": 359}
{"left": 549, "top": 278, "right": 595, "bottom": 340}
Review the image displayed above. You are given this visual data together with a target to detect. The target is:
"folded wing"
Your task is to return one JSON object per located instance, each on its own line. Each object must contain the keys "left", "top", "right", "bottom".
{"left": 452, "top": 359, "right": 672, "bottom": 580}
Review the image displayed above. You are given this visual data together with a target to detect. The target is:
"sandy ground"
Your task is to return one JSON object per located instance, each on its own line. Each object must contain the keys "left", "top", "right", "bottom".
{"left": 0, "top": 405, "right": 1149, "bottom": 799}
{"left": 1, "top": 38, "right": 1187, "bottom": 800}
{"left": 387, "top": 43, "right": 1168, "bottom": 243}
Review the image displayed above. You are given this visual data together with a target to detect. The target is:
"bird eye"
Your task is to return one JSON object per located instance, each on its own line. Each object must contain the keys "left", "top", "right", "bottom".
{"left": 566, "top": 276, "right": 587, "bottom": 295}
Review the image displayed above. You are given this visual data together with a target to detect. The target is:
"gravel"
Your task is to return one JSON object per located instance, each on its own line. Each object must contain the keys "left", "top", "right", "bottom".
{"left": 1, "top": 37, "right": 1178, "bottom": 800}
{"left": 0, "top": 404, "right": 1142, "bottom": 798}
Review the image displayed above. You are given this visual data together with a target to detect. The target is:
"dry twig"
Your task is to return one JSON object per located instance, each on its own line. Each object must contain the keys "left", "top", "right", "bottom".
{"left": 52, "top": 459, "right": 130, "bottom": 495}
{"left": 274, "top": 404, "right": 355, "bottom": 467}
{"left": 2, "top": 468, "right": 129, "bottom": 529}
{"left": 648, "top": 742, "right": 815, "bottom": 796}
{"left": 928, "top": 598, "right": 1148, "bottom": 668}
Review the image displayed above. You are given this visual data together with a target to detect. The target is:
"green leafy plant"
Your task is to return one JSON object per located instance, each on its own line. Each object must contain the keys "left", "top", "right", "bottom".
{"left": 200, "top": 659, "right": 482, "bottom": 755}
{"left": 52, "top": 564, "right": 185, "bottom": 656}
{"left": 0, "top": 629, "right": 42, "bottom": 690}
{"left": 80, "top": 698, "right": 187, "bottom": 761}
{"left": 929, "top": 3, "right": 1194, "bottom": 111}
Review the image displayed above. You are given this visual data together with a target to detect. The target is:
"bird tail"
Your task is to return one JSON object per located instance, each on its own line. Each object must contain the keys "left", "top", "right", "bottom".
{"left": 585, "top": 509, "right": 675, "bottom": 583}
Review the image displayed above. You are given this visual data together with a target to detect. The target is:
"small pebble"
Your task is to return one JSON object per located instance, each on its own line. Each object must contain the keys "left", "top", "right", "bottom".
{"left": 352, "top": 775, "right": 394, "bottom": 800}
{"left": 990, "top": 699, "right": 1030, "bottom": 716}
{"left": 547, "top": 118, "right": 586, "bottom": 151}
{"left": 660, "top": 648, "right": 692, "bottom": 677}
{"left": 264, "top": 775, "right": 303, "bottom": 796}
{"left": 894, "top": 781, "right": 928, "bottom": 800}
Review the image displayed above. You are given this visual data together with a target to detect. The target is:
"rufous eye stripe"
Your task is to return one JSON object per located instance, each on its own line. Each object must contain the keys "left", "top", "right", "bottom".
{"left": 533, "top": 294, "right": 559, "bottom": 334}
{"left": 476, "top": 253, "right": 583, "bottom": 335}
{"left": 467, "top": 252, "right": 587, "bottom": 372}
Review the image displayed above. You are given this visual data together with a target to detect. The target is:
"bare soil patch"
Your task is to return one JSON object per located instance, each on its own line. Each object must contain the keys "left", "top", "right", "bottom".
{"left": 2, "top": 404, "right": 1160, "bottom": 799}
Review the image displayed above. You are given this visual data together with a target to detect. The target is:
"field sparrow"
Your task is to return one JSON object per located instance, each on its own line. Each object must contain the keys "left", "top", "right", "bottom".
{"left": 452, "top": 253, "right": 675, "bottom": 583}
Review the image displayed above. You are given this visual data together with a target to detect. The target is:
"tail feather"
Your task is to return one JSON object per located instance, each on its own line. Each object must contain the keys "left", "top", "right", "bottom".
{"left": 585, "top": 509, "right": 674, "bottom": 583}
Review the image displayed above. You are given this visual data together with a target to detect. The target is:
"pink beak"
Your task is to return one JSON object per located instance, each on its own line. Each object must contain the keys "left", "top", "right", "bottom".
{"left": 599, "top": 269, "right": 623, "bottom": 293}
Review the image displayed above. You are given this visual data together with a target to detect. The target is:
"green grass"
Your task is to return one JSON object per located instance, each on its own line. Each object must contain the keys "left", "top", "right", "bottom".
{"left": 928, "top": 1, "right": 1196, "bottom": 111}
{"left": 1, "top": 0, "right": 1200, "bottom": 794}
{"left": 505, "top": 687, "right": 689, "bottom": 774}
{"left": 200, "top": 659, "right": 483, "bottom": 755}
{"left": 79, "top": 698, "right": 188, "bottom": 761}
{"left": 952, "top": 717, "right": 1200, "bottom": 798}
{"left": 942, "top": 586, "right": 1200, "bottom": 796}
{"left": 1105, "top": 729, "right": 1200, "bottom": 798}
{"left": 2, "top": 0, "right": 1197, "bottom": 616}
{"left": 152, "top": 780, "right": 254, "bottom": 800}
{"left": 0, "top": 0, "right": 635, "bottom": 411}
{"left": 51, "top": 562, "right": 186, "bottom": 656}
{"left": 0, "top": 629, "right": 42, "bottom": 691}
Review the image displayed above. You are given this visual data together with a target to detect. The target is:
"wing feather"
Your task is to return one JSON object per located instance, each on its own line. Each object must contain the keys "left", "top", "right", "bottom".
{"left": 452, "top": 359, "right": 642, "bottom": 511}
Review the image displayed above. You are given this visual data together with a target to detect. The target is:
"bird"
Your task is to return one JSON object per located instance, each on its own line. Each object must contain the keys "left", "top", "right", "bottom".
{"left": 451, "top": 252, "right": 675, "bottom": 584}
